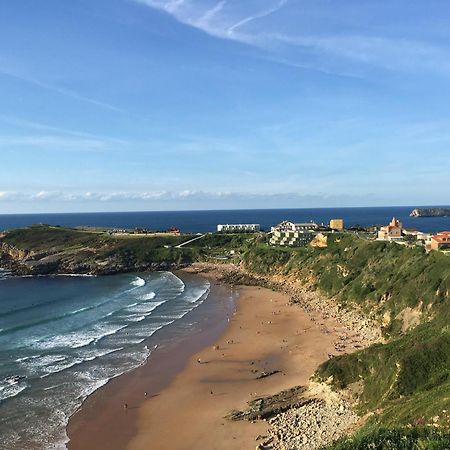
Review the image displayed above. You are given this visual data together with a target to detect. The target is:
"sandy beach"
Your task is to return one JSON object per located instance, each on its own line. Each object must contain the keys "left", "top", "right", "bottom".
{"left": 69, "top": 274, "right": 347, "bottom": 450}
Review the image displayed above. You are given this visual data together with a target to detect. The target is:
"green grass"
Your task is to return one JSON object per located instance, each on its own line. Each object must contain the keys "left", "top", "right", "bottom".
{"left": 241, "top": 234, "right": 450, "bottom": 333}
{"left": 2, "top": 225, "right": 104, "bottom": 251}
{"left": 322, "top": 426, "right": 450, "bottom": 450}
{"left": 0, "top": 226, "right": 257, "bottom": 268}
{"left": 317, "top": 314, "right": 450, "bottom": 427}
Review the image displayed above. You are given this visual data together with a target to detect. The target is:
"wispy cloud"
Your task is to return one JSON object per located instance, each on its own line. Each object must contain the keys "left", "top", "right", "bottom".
{"left": 0, "top": 65, "right": 127, "bottom": 114}
{"left": 132, "top": 0, "right": 450, "bottom": 75}
{"left": 0, "top": 115, "right": 129, "bottom": 145}
{"left": 0, "top": 189, "right": 368, "bottom": 206}
{"left": 134, "top": 0, "right": 288, "bottom": 42}
{"left": 227, "top": 0, "right": 288, "bottom": 36}
{"left": 0, "top": 135, "right": 109, "bottom": 151}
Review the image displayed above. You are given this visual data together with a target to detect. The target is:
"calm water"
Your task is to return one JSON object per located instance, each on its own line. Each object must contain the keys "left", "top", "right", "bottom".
{"left": 0, "top": 206, "right": 450, "bottom": 233}
{"left": 0, "top": 271, "right": 227, "bottom": 450}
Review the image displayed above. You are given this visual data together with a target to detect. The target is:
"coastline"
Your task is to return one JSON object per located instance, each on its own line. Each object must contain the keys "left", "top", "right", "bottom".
{"left": 67, "top": 276, "right": 235, "bottom": 450}
{"left": 67, "top": 266, "right": 368, "bottom": 450}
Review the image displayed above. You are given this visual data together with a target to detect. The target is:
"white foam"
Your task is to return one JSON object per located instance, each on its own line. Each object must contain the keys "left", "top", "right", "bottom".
{"left": 141, "top": 292, "right": 156, "bottom": 300}
{"left": 70, "top": 306, "right": 92, "bottom": 315}
{"left": 0, "top": 380, "right": 27, "bottom": 402}
{"left": 185, "top": 281, "right": 210, "bottom": 303}
{"left": 131, "top": 276, "right": 146, "bottom": 287}
{"left": 165, "top": 272, "right": 186, "bottom": 292}
{"left": 56, "top": 274, "right": 95, "bottom": 278}
{"left": 125, "top": 300, "right": 165, "bottom": 315}
{"left": 125, "top": 315, "right": 146, "bottom": 322}
{"left": 31, "top": 323, "right": 128, "bottom": 351}
{"left": 40, "top": 348, "right": 124, "bottom": 378}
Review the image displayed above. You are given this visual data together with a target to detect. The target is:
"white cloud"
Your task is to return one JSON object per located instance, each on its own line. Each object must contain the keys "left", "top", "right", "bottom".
{"left": 132, "top": 0, "right": 450, "bottom": 75}
{"left": 0, "top": 190, "right": 374, "bottom": 207}
{"left": 134, "top": 0, "right": 288, "bottom": 42}
{"left": 227, "top": 0, "right": 288, "bottom": 36}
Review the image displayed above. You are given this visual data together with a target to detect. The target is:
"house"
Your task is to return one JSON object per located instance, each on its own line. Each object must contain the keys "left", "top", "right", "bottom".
{"left": 430, "top": 231, "right": 450, "bottom": 251}
{"left": 217, "top": 224, "right": 260, "bottom": 233}
{"left": 378, "top": 217, "right": 403, "bottom": 241}
{"left": 329, "top": 219, "right": 344, "bottom": 231}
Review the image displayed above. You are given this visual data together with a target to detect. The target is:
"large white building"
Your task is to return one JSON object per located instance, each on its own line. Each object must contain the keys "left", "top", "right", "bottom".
{"left": 217, "top": 224, "right": 260, "bottom": 233}
{"left": 269, "top": 221, "right": 318, "bottom": 247}
{"left": 270, "top": 221, "right": 318, "bottom": 233}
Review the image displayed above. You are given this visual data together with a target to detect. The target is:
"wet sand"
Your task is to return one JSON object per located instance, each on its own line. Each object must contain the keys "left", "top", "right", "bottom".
{"left": 69, "top": 279, "right": 340, "bottom": 450}
{"left": 67, "top": 281, "right": 235, "bottom": 450}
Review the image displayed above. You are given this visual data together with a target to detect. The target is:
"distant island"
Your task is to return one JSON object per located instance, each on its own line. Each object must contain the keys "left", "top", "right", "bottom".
{"left": 410, "top": 207, "right": 450, "bottom": 217}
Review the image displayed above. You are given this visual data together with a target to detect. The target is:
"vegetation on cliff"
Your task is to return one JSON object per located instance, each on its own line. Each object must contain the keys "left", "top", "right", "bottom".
{"left": 242, "top": 234, "right": 449, "bottom": 335}
{"left": 0, "top": 225, "right": 197, "bottom": 274}
{"left": 0, "top": 225, "right": 256, "bottom": 275}
{"left": 238, "top": 234, "right": 450, "bottom": 447}
{"left": 323, "top": 426, "right": 450, "bottom": 450}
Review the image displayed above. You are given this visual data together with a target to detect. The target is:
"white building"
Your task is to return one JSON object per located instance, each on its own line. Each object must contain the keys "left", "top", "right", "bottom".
{"left": 270, "top": 221, "right": 318, "bottom": 233}
{"left": 269, "top": 221, "right": 318, "bottom": 247}
{"left": 269, "top": 229, "right": 315, "bottom": 247}
{"left": 217, "top": 224, "right": 260, "bottom": 233}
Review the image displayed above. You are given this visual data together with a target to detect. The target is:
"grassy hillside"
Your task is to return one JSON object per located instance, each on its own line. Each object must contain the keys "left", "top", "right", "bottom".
{"left": 240, "top": 234, "right": 450, "bottom": 446}
{"left": 323, "top": 426, "right": 450, "bottom": 450}
{"left": 0, "top": 225, "right": 258, "bottom": 273}
{"left": 242, "top": 234, "right": 450, "bottom": 335}
{"left": 3, "top": 225, "right": 105, "bottom": 252}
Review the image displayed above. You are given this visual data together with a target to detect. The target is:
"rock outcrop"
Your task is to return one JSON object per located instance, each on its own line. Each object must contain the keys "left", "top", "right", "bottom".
{"left": 410, "top": 207, "right": 450, "bottom": 217}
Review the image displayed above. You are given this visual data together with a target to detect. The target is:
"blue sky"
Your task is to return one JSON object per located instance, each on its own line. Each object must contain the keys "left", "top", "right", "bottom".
{"left": 1, "top": 0, "right": 449, "bottom": 213}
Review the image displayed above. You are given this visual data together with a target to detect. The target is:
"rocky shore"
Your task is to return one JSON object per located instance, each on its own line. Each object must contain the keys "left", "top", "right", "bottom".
{"left": 267, "top": 395, "right": 359, "bottom": 450}
{"left": 0, "top": 241, "right": 185, "bottom": 276}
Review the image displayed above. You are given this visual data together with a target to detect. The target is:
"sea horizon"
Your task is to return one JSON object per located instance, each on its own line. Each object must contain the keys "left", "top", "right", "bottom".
{"left": 1, "top": 205, "right": 450, "bottom": 234}
{"left": 1, "top": 203, "right": 450, "bottom": 216}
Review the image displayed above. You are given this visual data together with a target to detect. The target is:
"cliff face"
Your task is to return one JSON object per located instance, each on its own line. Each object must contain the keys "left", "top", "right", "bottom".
{"left": 0, "top": 230, "right": 190, "bottom": 276}
{"left": 0, "top": 242, "right": 34, "bottom": 260}
{"left": 410, "top": 207, "right": 450, "bottom": 217}
{"left": 0, "top": 243, "right": 182, "bottom": 276}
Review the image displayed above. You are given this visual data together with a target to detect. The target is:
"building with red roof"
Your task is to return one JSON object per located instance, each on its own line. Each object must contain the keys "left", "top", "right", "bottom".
{"left": 430, "top": 231, "right": 450, "bottom": 251}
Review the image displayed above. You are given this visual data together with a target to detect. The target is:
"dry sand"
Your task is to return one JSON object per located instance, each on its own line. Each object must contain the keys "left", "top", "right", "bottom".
{"left": 128, "top": 283, "right": 339, "bottom": 450}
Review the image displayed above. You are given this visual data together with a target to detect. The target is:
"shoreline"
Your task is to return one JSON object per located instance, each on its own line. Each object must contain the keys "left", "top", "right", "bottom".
{"left": 67, "top": 266, "right": 367, "bottom": 450}
{"left": 67, "top": 276, "right": 235, "bottom": 450}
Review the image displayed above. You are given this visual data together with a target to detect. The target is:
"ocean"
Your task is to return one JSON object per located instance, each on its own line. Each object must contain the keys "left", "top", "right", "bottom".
{"left": 0, "top": 206, "right": 449, "bottom": 234}
{"left": 0, "top": 271, "right": 231, "bottom": 450}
